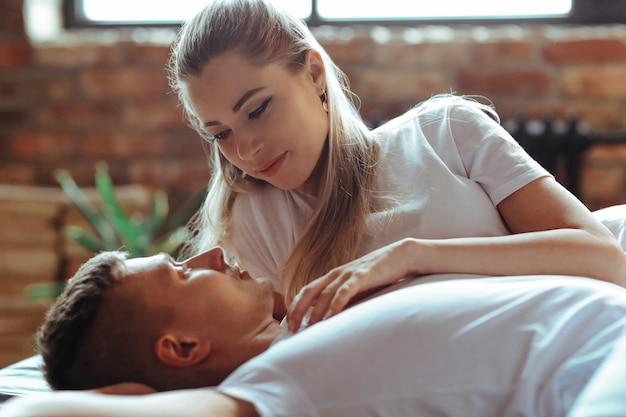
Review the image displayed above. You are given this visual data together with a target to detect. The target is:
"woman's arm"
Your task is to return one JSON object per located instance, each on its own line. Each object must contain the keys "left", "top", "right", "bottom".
{"left": 491, "top": 176, "right": 624, "bottom": 280}
{"left": 0, "top": 389, "right": 258, "bottom": 417}
{"left": 287, "top": 177, "right": 626, "bottom": 331}
{"left": 408, "top": 176, "right": 626, "bottom": 283}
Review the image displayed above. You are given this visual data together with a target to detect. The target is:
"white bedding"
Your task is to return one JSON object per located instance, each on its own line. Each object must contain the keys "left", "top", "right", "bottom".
{"left": 593, "top": 204, "right": 626, "bottom": 255}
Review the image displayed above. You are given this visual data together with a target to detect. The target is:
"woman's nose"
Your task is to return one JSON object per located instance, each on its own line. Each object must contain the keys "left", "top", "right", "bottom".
{"left": 236, "top": 133, "right": 263, "bottom": 160}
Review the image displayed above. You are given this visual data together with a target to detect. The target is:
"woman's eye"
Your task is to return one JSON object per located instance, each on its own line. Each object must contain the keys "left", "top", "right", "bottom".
{"left": 248, "top": 97, "right": 272, "bottom": 120}
{"left": 203, "top": 98, "right": 271, "bottom": 142}
{"left": 207, "top": 129, "right": 231, "bottom": 142}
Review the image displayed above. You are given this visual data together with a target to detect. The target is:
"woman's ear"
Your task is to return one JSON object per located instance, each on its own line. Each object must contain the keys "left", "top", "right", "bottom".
{"left": 154, "top": 334, "right": 212, "bottom": 368}
{"left": 306, "top": 49, "right": 326, "bottom": 92}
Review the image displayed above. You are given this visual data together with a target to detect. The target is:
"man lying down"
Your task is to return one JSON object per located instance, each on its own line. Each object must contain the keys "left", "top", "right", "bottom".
{"left": 1, "top": 247, "right": 625, "bottom": 417}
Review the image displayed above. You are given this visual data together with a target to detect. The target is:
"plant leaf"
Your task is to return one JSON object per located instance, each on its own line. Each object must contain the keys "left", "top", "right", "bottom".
{"left": 141, "top": 190, "right": 169, "bottom": 246}
{"left": 165, "top": 187, "right": 206, "bottom": 231}
{"left": 24, "top": 282, "right": 66, "bottom": 302}
{"left": 94, "top": 162, "right": 142, "bottom": 255}
{"left": 55, "top": 169, "right": 118, "bottom": 248}
{"left": 65, "top": 226, "right": 108, "bottom": 252}
{"left": 149, "top": 227, "right": 191, "bottom": 255}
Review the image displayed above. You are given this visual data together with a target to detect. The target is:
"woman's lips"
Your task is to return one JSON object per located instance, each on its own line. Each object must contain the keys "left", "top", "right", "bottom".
{"left": 258, "top": 152, "right": 287, "bottom": 176}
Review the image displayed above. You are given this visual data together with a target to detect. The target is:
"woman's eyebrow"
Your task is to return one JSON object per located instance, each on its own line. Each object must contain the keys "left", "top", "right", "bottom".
{"left": 232, "top": 86, "right": 266, "bottom": 112}
{"left": 203, "top": 86, "right": 267, "bottom": 128}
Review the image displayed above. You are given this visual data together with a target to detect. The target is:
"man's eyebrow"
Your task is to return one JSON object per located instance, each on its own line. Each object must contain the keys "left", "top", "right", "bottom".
{"left": 163, "top": 253, "right": 177, "bottom": 264}
{"left": 203, "top": 86, "right": 266, "bottom": 128}
{"left": 158, "top": 254, "right": 180, "bottom": 277}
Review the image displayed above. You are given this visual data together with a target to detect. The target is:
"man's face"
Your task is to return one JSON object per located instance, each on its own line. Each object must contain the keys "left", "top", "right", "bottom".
{"left": 115, "top": 247, "right": 276, "bottom": 347}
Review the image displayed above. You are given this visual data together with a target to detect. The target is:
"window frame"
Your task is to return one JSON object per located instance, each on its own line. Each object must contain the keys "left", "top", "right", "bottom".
{"left": 62, "top": 0, "right": 626, "bottom": 28}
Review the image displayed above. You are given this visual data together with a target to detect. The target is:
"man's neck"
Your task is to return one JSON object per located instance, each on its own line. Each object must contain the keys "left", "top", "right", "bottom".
{"left": 207, "top": 320, "right": 287, "bottom": 385}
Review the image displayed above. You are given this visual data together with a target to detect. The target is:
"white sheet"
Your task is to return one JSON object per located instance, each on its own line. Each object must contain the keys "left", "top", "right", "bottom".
{"left": 593, "top": 204, "right": 626, "bottom": 253}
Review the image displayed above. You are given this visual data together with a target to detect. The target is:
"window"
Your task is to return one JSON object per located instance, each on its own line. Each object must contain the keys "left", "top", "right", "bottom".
{"left": 316, "top": 0, "right": 572, "bottom": 21}
{"left": 72, "top": 0, "right": 310, "bottom": 25}
{"left": 62, "top": 0, "right": 626, "bottom": 27}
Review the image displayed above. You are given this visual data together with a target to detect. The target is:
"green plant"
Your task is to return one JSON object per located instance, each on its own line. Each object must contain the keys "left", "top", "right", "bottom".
{"left": 55, "top": 162, "right": 204, "bottom": 257}
{"left": 24, "top": 162, "right": 204, "bottom": 301}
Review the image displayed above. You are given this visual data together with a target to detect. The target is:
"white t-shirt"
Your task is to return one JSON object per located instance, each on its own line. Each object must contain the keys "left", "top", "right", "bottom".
{"left": 227, "top": 97, "right": 550, "bottom": 288}
{"left": 218, "top": 275, "right": 626, "bottom": 417}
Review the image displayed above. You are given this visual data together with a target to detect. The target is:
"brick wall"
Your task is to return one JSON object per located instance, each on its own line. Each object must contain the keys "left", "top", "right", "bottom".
{"left": 2, "top": 1, "right": 626, "bottom": 209}
{"left": 0, "top": 0, "right": 209, "bottom": 209}
{"left": 0, "top": 184, "right": 151, "bottom": 367}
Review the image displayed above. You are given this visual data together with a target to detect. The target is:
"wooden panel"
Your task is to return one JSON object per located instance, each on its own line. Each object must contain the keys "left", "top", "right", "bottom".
{"left": 0, "top": 185, "right": 152, "bottom": 368}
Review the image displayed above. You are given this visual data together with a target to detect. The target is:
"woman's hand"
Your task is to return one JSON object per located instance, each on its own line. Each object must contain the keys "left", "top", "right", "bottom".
{"left": 286, "top": 240, "right": 413, "bottom": 331}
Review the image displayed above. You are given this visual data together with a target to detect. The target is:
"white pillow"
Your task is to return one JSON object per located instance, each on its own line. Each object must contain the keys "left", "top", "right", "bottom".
{"left": 592, "top": 204, "right": 626, "bottom": 252}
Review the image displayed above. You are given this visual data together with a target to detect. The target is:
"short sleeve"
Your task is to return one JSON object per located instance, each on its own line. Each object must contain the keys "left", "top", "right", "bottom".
{"left": 445, "top": 100, "right": 551, "bottom": 205}
{"left": 218, "top": 364, "right": 316, "bottom": 417}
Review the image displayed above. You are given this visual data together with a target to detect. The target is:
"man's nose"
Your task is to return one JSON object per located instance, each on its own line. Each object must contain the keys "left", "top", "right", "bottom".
{"left": 184, "top": 247, "right": 226, "bottom": 270}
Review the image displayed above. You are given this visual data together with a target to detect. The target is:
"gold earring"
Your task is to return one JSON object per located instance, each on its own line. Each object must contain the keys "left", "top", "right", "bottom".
{"left": 320, "top": 91, "right": 329, "bottom": 112}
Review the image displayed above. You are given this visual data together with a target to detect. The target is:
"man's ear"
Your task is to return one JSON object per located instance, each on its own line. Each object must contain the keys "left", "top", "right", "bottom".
{"left": 154, "top": 334, "right": 212, "bottom": 368}
{"left": 306, "top": 49, "right": 326, "bottom": 92}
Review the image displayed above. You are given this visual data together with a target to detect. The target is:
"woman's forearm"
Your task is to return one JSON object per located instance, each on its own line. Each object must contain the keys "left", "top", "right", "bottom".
{"left": 402, "top": 228, "right": 626, "bottom": 285}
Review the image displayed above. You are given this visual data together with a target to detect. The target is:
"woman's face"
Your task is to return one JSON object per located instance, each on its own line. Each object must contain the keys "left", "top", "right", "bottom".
{"left": 185, "top": 51, "right": 329, "bottom": 193}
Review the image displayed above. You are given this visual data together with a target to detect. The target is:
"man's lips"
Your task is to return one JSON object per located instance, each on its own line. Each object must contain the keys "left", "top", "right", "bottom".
{"left": 231, "top": 265, "right": 252, "bottom": 280}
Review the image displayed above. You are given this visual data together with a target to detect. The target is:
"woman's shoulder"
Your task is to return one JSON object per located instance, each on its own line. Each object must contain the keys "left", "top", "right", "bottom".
{"left": 372, "top": 95, "right": 500, "bottom": 146}
{"left": 374, "top": 95, "right": 496, "bottom": 132}
{"left": 413, "top": 94, "right": 499, "bottom": 125}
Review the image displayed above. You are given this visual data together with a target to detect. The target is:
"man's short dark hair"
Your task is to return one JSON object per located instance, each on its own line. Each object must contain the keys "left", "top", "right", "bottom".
{"left": 36, "top": 251, "right": 129, "bottom": 390}
{"left": 38, "top": 250, "right": 213, "bottom": 391}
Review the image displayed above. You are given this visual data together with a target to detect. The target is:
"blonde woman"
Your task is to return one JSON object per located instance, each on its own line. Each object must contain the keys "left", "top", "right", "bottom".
{"left": 168, "top": 0, "right": 626, "bottom": 326}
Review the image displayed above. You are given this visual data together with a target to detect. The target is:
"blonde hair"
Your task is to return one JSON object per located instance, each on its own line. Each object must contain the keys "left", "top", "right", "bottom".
{"left": 169, "top": 0, "right": 380, "bottom": 303}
